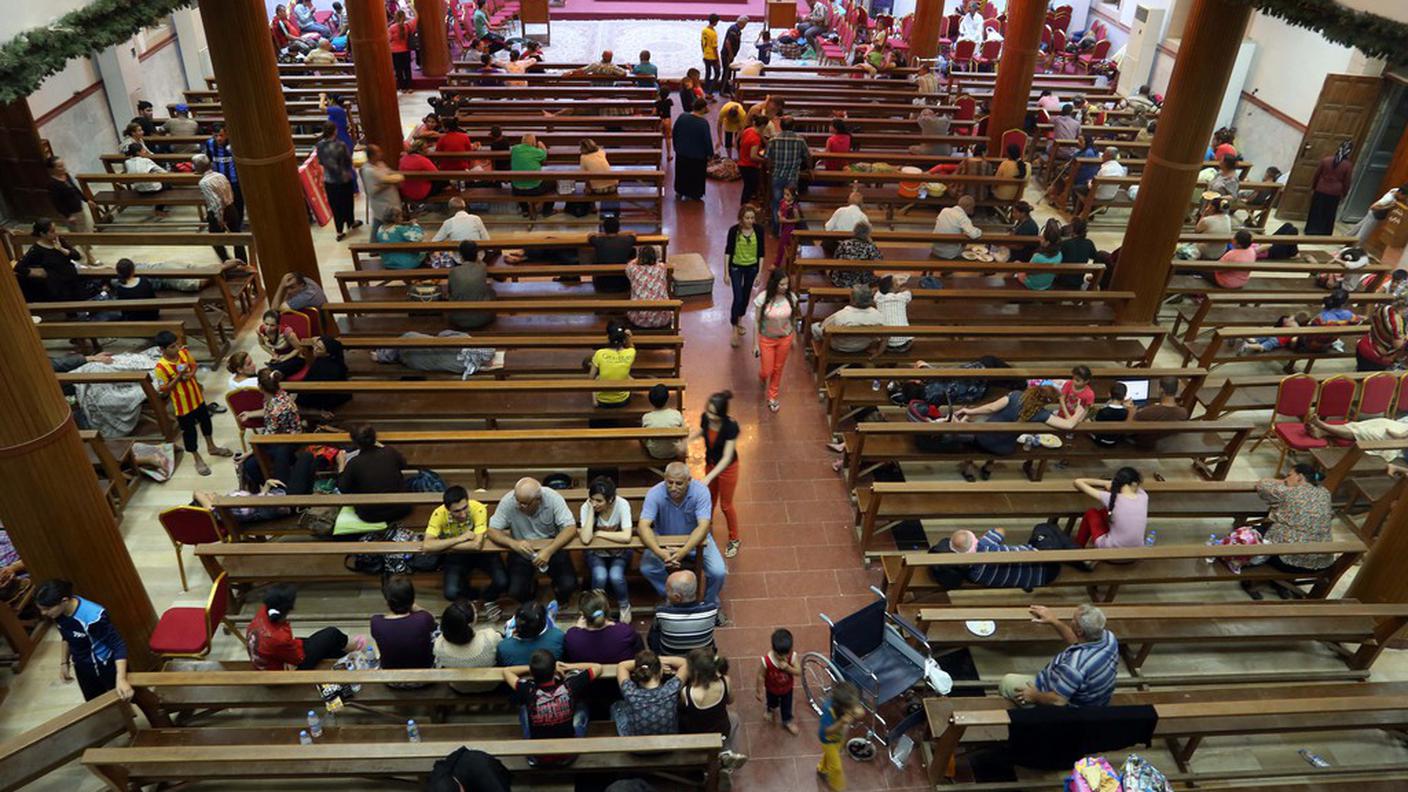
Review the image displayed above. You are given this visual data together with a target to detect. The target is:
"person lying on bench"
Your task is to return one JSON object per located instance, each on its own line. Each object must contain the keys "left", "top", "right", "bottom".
{"left": 502, "top": 649, "right": 602, "bottom": 767}
{"left": 999, "top": 603, "right": 1118, "bottom": 707}
{"left": 36, "top": 579, "right": 133, "bottom": 701}
{"left": 949, "top": 385, "right": 1087, "bottom": 482}
{"left": 247, "top": 583, "right": 366, "bottom": 670}
{"left": 940, "top": 528, "right": 1058, "bottom": 591}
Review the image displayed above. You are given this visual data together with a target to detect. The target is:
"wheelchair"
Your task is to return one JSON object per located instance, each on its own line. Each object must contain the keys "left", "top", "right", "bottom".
{"left": 800, "top": 587, "right": 953, "bottom": 769}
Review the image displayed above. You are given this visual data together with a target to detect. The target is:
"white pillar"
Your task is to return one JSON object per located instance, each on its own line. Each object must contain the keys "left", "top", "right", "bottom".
{"left": 171, "top": 7, "right": 212, "bottom": 89}
{"left": 94, "top": 41, "right": 143, "bottom": 138}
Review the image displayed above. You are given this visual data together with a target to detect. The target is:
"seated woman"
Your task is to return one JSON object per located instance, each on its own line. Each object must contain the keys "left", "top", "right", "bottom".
{"left": 371, "top": 577, "right": 437, "bottom": 676}
{"left": 226, "top": 351, "right": 259, "bottom": 391}
{"left": 496, "top": 601, "right": 567, "bottom": 665}
{"left": 434, "top": 600, "right": 503, "bottom": 694}
{"left": 375, "top": 207, "right": 426, "bottom": 269}
{"left": 1017, "top": 223, "right": 1063, "bottom": 291}
{"left": 1241, "top": 463, "right": 1334, "bottom": 599}
{"left": 612, "top": 650, "right": 687, "bottom": 736}
{"left": 247, "top": 584, "right": 365, "bottom": 670}
{"left": 625, "top": 246, "right": 672, "bottom": 329}
{"left": 235, "top": 368, "right": 304, "bottom": 436}
{"left": 1073, "top": 469, "right": 1148, "bottom": 549}
{"left": 258, "top": 310, "right": 303, "bottom": 370}
{"left": 950, "top": 385, "right": 1087, "bottom": 482}
{"left": 563, "top": 589, "right": 643, "bottom": 664}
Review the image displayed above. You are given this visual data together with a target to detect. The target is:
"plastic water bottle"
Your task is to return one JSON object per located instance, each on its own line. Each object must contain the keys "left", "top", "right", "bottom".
{"left": 918, "top": 186, "right": 929, "bottom": 200}
{"left": 307, "top": 710, "right": 323, "bottom": 738}
{"left": 1204, "top": 533, "right": 1219, "bottom": 564}
{"left": 299, "top": 729, "right": 313, "bottom": 746}
{"left": 406, "top": 719, "right": 421, "bottom": 743}
{"left": 1144, "top": 530, "right": 1157, "bottom": 547}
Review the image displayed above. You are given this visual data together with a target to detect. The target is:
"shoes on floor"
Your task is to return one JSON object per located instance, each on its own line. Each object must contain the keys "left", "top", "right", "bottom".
{"left": 725, "top": 539, "right": 741, "bottom": 558}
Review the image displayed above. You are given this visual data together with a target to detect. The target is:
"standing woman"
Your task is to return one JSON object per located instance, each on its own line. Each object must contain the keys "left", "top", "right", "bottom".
{"left": 724, "top": 206, "right": 766, "bottom": 347}
{"left": 577, "top": 476, "right": 636, "bottom": 622}
{"left": 388, "top": 9, "right": 418, "bottom": 92}
{"left": 1073, "top": 469, "right": 1149, "bottom": 548}
{"left": 316, "top": 122, "right": 359, "bottom": 241}
{"left": 1306, "top": 140, "right": 1354, "bottom": 235}
{"left": 752, "top": 268, "right": 800, "bottom": 413}
{"left": 693, "top": 391, "right": 743, "bottom": 558}
{"left": 672, "top": 98, "right": 713, "bottom": 201}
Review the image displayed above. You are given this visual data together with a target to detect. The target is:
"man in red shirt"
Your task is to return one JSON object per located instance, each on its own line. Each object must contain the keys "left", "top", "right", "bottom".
{"left": 738, "top": 114, "right": 767, "bottom": 208}
{"left": 398, "top": 140, "right": 448, "bottom": 204}
{"left": 435, "top": 117, "right": 475, "bottom": 172}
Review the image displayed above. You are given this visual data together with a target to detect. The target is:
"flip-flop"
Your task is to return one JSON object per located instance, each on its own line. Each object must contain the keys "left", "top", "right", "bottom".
{"left": 194, "top": 458, "right": 212, "bottom": 476}
{"left": 208, "top": 446, "right": 234, "bottom": 457}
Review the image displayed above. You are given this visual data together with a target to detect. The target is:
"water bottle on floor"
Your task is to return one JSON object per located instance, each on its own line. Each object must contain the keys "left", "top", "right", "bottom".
{"left": 307, "top": 710, "right": 323, "bottom": 738}
{"left": 406, "top": 719, "right": 421, "bottom": 743}
{"left": 299, "top": 729, "right": 313, "bottom": 746}
{"left": 1204, "top": 533, "right": 1219, "bottom": 563}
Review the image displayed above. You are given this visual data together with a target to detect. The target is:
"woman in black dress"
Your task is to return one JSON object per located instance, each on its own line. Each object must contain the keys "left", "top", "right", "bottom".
{"left": 671, "top": 98, "right": 713, "bottom": 201}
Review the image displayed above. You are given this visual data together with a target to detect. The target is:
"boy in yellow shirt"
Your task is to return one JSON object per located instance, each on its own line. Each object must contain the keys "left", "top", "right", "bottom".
{"left": 424, "top": 485, "right": 505, "bottom": 620}
{"left": 700, "top": 13, "right": 720, "bottom": 98}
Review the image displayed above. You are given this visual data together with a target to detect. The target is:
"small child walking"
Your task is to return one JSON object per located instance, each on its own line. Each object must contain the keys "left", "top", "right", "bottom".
{"left": 817, "top": 682, "right": 864, "bottom": 790}
{"left": 755, "top": 628, "right": 801, "bottom": 734}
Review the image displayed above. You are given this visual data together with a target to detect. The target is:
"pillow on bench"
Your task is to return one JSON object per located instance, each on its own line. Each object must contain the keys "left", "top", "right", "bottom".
{"left": 669, "top": 253, "right": 713, "bottom": 298}
{"left": 333, "top": 509, "right": 390, "bottom": 536}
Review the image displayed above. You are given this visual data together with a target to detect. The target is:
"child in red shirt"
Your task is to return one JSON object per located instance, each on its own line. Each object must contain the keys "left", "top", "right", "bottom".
{"left": 1059, "top": 365, "right": 1095, "bottom": 419}
{"left": 755, "top": 628, "right": 802, "bottom": 734}
{"left": 247, "top": 585, "right": 364, "bottom": 670}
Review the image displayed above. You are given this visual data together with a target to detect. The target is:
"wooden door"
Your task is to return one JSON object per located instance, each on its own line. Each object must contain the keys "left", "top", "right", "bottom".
{"left": 0, "top": 100, "right": 53, "bottom": 220}
{"left": 1279, "top": 74, "right": 1383, "bottom": 219}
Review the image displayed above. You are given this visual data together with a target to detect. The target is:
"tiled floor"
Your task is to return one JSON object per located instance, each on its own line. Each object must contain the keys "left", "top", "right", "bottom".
{"left": 7, "top": 25, "right": 1408, "bottom": 791}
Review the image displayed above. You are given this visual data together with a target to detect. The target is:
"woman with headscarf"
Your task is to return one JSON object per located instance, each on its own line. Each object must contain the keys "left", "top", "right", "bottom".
{"left": 672, "top": 98, "right": 713, "bottom": 201}
{"left": 1306, "top": 140, "right": 1354, "bottom": 235}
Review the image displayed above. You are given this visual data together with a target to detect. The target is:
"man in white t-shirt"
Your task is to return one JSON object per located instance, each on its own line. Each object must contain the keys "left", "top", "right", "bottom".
{"left": 433, "top": 197, "right": 491, "bottom": 253}
{"left": 824, "top": 191, "right": 869, "bottom": 234}
{"left": 1091, "top": 148, "right": 1128, "bottom": 203}
{"left": 931, "top": 196, "right": 982, "bottom": 259}
{"left": 813, "top": 284, "right": 885, "bottom": 354}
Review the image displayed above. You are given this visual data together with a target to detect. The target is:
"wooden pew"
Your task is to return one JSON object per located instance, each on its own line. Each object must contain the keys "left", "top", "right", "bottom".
{"left": 337, "top": 332, "right": 685, "bottom": 379}
{"left": 323, "top": 298, "right": 682, "bottom": 338}
{"left": 248, "top": 427, "right": 688, "bottom": 487}
{"left": 333, "top": 264, "right": 674, "bottom": 303}
{"left": 1179, "top": 324, "right": 1368, "bottom": 372}
{"left": 812, "top": 324, "right": 1168, "bottom": 380}
{"left": 440, "top": 85, "right": 657, "bottom": 100}
{"left": 447, "top": 114, "right": 662, "bottom": 130}
{"left": 346, "top": 234, "right": 671, "bottom": 272}
{"left": 75, "top": 173, "right": 206, "bottom": 225}
{"left": 283, "top": 378, "right": 684, "bottom": 426}
{"left": 793, "top": 258, "right": 1106, "bottom": 292}
{"left": 916, "top": 601, "right": 1408, "bottom": 678}
{"left": 28, "top": 297, "right": 227, "bottom": 356}
{"left": 884, "top": 540, "right": 1365, "bottom": 608}
{"left": 843, "top": 418, "right": 1254, "bottom": 485}
{"left": 826, "top": 365, "right": 1206, "bottom": 435}
{"left": 1169, "top": 292, "right": 1390, "bottom": 348}
{"left": 393, "top": 169, "right": 665, "bottom": 229}
{"left": 422, "top": 147, "right": 664, "bottom": 168}
{"left": 854, "top": 478, "right": 1258, "bottom": 552}
{"left": 924, "top": 681, "right": 1408, "bottom": 785}
{"left": 37, "top": 320, "right": 187, "bottom": 357}
{"left": 56, "top": 371, "right": 175, "bottom": 440}
{"left": 0, "top": 691, "right": 136, "bottom": 791}
{"left": 799, "top": 170, "right": 1026, "bottom": 226}
{"left": 1168, "top": 258, "right": 1392, "bottom": 297}
{"left": 443, "top": 72, "right": 660, "bottom": 85}
{"left": 1080, "top": 176, "right": 1283, "bottom": 228}
{"left": 1178, "top": 233, "right": 1358, "bottom": 248}
{"left": 791, "top": 229, "right": 1042, "bottom": 261}
{"left": 81, "top": 430, "right": 139, "bottom": 516}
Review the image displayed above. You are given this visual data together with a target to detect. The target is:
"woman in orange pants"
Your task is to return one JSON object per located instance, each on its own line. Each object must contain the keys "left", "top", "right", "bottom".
{"left": 694, "top": 391, "right": 743, "bottom": 558}
{"left": 752, "top": 268, "right": 800, "bottom": 413}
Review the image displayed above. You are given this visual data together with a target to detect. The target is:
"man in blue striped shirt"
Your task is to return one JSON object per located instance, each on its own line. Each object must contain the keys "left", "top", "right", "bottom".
{"left": 648, "top": 570, "right": 718, "bottom": 655}
{"left": 952, "top": 528, "right": 1057, "bottom": 591}
{"left": 1000, "top": 604, "right": 1119, "bottom": 708}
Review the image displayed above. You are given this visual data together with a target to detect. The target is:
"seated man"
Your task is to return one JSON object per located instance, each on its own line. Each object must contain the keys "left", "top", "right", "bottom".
{"left": 944, "top": 528, "right": 1058, "bottom": 590}
{"left": 1133, "top": 375, "right": 1189, "bottom": 449}
{"left": 1000, "top": 604, "right": 1119, "bottom": 707}
{"left": 486, "top": 477, "right": 579, "bottom": 607}
{"left": 424, "top": 485, "right": 506, "bottom": 620}
{"left": 812, "top": 284, "right": 885, "bottom": 355}
{"left": 497, "top": 601, "right": 566, "bottom": 665}
{"left": 272, "top": 271, "right": 327, "bottom": 312}
{"left": 637, "top": 463, "right": 728, "bottom": 616}
{"left": 648, "top": 570, "right": 718, "bottom": 655}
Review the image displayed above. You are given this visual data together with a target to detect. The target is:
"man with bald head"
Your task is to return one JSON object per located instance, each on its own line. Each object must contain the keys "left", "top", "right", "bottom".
{"left": 649, "top": 569, "right": 718, "bottom": 654}
{"left": 487, "top": 477, "right": 579, "bottom": 606}
{"left": 939, "top": 527, "right": 1056, "bottom": 591}
{"left": 584, "top": 50, "right": 627, "bottom": 77}
{"left": 638, "top": 463, "right": 728, "bottom": 616}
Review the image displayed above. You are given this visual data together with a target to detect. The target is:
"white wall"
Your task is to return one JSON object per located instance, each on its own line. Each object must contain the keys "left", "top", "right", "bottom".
{"left": 1241, "top": 13, "right": 1357, "bottom": 125}
{"left": 0, "top": 0, "right": 96, "bottom": 43}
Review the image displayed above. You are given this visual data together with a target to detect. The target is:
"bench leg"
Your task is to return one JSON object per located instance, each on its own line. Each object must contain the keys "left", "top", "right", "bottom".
{"left": 927, "top": 723, "right": 967, "bottom": 786}
{"left": 1177, "top": 734, "right": 1203, "bottom": 765}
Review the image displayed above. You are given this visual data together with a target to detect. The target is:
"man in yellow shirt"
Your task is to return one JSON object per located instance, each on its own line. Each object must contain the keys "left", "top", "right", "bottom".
{"left": 590, "top": 322, "right": 637, "bottom": 406}
{"left": 700, "top": 13, "right": 720, "bottom": 98}
{"left": 425, "top": 485, "right": 505, "bottom": 620}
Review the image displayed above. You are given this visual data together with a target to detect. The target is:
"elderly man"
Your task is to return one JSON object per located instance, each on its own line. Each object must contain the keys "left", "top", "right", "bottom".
{"left": 648, "top": 570, "right": 718, "bottom": 655}
{"left": 931, "top": 195, "right": 982, "bottom": 259}
{"left": 719, "top": 15, "right": 749, "bottom": 93}
{"left": 1051, "top": 105, "right": 1082, "bottom": 162}
{"left": 271, "top": 272, "right": 326, "bottom": 312}
{"left": 433, "top": 197, "right": 491, "bottom": 248}
{"left": 487, "top": 478, "right": 579, "bottom": 607}
{"left": 1072, "top": 147, "right": 1126, "bottom": 212}
{"left": 583, "top": 49, "right": 627, "bottom": 77}
{"left": 824, "top": 190, "right": 869, "bottom": 234}
{"left": 946, "top": 528, "right": 1058, "bottom": 590}
{"left": 193, "top": 153, "right": 247, "bottom": 263}
{"left": 638, "top": 463, "right": 728, "bottom": 616}
{"left": 813, "top": 284, "right": 885, "bottom": 354}
{"left": 164, "top": 105, "right": 200, "bottom": 152}
{"left": 1001, "top": 604, "right": 1119, "bottom": 707}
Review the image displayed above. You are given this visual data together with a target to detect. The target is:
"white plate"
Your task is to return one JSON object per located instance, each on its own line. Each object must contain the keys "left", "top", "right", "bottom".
{"left": 965, "top": 620, "right": 996, "bottom": 637}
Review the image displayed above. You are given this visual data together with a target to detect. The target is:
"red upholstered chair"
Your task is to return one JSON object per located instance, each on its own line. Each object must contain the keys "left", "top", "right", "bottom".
{"left": 1000, "top": 129, "right": 1030, "bottom": 160}
{"left": 1041, "top": 24, "right": 1053, "bottom": 49}
{"left": 978, "top": 39, "right": 1002, "bottom": 69}
{"left": 149, "top": 572, "right": 240, "bottom": 659}
{"left": 227, "top": 387, "right": 265, "bottom": 452}
{"left": 1395, "top": 372, "right": 1408, "bottom": 418}
{"left": 952, "top": 39, "right": 977, "bottom": 72}
{"left": 980, "top": 2, "right": 997, "bottom": 20}
{"left": 159, "top": 506, "right": 227, "bottom": 592}
{"left": 983, "top": 18, "right": 1001, "bottom": 38}
{"left": 1078, "top": 39, "right": 1111, "bottom": 74}
{"left": 1053, "top": 6, "right": 1072, "bottom": 32}
{"left": 1049, "top": 29, "right": 1069, "bottom": 71}
{"left": 1250, "top": 373, "right": 1317, "bottom": 454}
{"left": 1310, "top": 375, "right": 1358, "bottom": 451}
{"left": 938, "top": 15, "right": 955, "bottom": 50}
{"left": 279, "top": 309, "right": 313, "bottom": 339}
{"left": 952, "top": 93, "right": 977, "bottom": 135}
{"left": 1353, "top": 372, "right": 1397, "bottom": 420}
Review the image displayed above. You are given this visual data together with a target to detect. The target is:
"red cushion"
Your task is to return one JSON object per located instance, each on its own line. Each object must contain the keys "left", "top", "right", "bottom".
{"left": 1274, "top": 422, "right": 1328, "bottom": 451}
{"left": 149, "top": 607, "right": 209, "bottom": 655}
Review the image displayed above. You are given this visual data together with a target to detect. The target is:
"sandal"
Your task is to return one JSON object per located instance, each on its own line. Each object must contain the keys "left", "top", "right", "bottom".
{"left": 194, "top": 458, "right": 212, "bottom": 476}
{"left": 208, "top": 446, "right": 234, "bottom": 457}
{"left": 768, "top": 400, "right": 780, "bottom": 412}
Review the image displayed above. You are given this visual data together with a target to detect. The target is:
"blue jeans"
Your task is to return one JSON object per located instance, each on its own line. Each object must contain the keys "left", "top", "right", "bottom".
{"left": 587, "top": 552, "right": 631, "bottom": 606}
{"left": 639, "top": 536, "right": 727, "bottom": 606}
{"left": 520, "top": 704, "right": 590, "bottom": 737}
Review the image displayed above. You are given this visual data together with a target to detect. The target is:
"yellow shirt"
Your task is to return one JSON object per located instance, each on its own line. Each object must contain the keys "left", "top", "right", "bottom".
{"left": 701, "top": 26, "right": 719, "bottom": 59}
{"left": 425, "top": 501, "right": 488, "bottom": 540}
{"left": 718, "top": 102, "right": 746, "bottom": 133}
{"left": 591, "top": 347, "right": 637, "bottom": 404}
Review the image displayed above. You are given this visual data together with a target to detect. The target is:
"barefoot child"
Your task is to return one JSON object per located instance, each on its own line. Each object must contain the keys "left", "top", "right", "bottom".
{"left": 818, "top": 681, "right": 864, "bottom": 790}
{"left": 153, "top": 330, "right": 232, "bottom": 476}
{"left": 756, "top": 628, "right": 802, "bottom": 734}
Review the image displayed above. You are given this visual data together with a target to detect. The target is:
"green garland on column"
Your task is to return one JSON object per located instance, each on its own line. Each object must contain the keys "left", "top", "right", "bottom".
{"left": 0, "top": 0, "right": 195, "bottom": 104}
{"left": 1235, "top": 0, "right": 1408, "bottom": 64}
